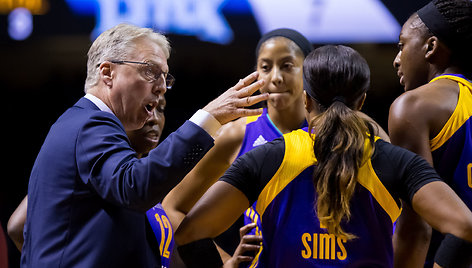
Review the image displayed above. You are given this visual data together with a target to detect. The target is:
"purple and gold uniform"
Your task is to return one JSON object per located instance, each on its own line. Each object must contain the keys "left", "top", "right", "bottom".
{"left": 238, "top": 108, "right": 307, "bottom": 267}
{"left": 221, "top": 129, "right": 440, "bottom": 267}
{"left": 426, "top": 74, "right": 472, "bottom": 267}
{"left": 146, "top": 203, "right": 174, "bottom": 268}
{"left": 237, "top": 108, "right": 288, "bottom": 158}
{"left": 430, "top": 74, "right": 472, "bottom": 209}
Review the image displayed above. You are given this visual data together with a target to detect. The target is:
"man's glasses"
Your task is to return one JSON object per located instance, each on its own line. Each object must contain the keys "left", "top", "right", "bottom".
{"left": 107, "top": 60, "right": 175, "bottom": 90}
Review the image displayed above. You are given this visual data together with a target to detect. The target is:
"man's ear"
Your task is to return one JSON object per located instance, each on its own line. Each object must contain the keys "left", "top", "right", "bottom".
{"left": 98, "top": 61, "right": 113, "bottom": 88}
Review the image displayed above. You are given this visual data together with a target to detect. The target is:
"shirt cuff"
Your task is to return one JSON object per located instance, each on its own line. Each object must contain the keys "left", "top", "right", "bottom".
{"left": 189, "top": 109, "right": 222, "bottom": 138}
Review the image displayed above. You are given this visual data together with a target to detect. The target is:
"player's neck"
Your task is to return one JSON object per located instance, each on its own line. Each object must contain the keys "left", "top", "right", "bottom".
{"left": 267, "top": 100, "right": 305, "bottom": 134}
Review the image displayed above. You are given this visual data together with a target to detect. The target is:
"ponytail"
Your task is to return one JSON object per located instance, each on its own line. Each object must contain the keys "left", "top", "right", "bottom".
{"left": 303, "top": 45, "right": 373, "bottom": 239}
{"left": 309, "top": 101, "right": 375, "bottom": 240}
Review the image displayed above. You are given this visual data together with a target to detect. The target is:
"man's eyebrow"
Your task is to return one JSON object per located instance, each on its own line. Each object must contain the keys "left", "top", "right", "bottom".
{"left": 145, "top": 60, "right": 169, "bottom": 72}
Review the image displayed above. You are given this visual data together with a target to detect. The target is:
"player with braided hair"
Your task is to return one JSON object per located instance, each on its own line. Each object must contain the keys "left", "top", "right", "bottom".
{"left": 389, "top": 0, "right": 472, "bottom": 267}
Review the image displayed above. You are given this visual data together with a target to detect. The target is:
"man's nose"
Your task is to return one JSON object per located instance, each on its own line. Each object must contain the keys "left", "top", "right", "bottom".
{"left": 152, "top": 78, "right": 167, "bottom": 96}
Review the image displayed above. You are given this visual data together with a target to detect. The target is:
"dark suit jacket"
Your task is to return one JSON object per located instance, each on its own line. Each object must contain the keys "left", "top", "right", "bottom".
{"left": 21, "top": 97, "right": 214, "bottom": 267}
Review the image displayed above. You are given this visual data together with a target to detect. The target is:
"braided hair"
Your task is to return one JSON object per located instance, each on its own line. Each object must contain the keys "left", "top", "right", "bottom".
{"left": 418, "top": 0, "right": 472, "bottom": 76}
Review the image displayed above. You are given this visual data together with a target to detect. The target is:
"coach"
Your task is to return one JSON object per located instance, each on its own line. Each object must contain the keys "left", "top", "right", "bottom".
{"left": 20, "top": 23, "right": 267, "bottom": 267}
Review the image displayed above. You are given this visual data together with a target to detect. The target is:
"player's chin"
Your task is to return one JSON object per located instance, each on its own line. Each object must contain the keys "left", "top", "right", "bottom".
{"left": 268, "top": 94, "right": 290, "bottom": 109}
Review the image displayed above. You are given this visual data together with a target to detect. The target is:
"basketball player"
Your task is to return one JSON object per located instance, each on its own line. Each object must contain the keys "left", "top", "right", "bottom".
{"left": 163, "top": 28, "right": 313, "bottom": 265}
{"left": 389, "top": 0, "right": 472, "bottom": 267}
{"left": 174, "top": 45, "right": 472, "bottom": 267}
{"left": 163, "top": 29, "right": 388, "bottom": 267}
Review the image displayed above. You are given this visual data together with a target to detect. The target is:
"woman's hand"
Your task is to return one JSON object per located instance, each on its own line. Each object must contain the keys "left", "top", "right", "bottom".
{"left": 223, "top": 223, "right": 263, "bottom": 268}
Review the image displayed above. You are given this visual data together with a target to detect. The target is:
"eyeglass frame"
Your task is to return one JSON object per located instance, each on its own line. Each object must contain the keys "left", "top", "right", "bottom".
{"left": 97, "top": 60, "right": 175, "bottom": 90}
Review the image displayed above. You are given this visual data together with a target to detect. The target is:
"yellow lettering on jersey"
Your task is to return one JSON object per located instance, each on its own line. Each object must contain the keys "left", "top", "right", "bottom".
{"left": 468, "top": 163, "right": 472, "bottom": 188}
{"left": 301, "top": 233, "right": 312, "bottom": 259}
{"left": 154, "top": 213, "right": 172, "bottom": 259}
{"left": 320, "top": 234, "right": 335, "bottom": 260}
{"left": 155, "top": 214, "right": 166, "bottom": 256}
{"left": 161, "top": 215, "right": 172, "bottom": 258}
{"left": 336, "top": 237, "right": 347, "bottom": 260}
{"left": 313, "top": 233, "right": 318, "bottom": 259}
{"left": 300, "top": 233, "right": 347, "bottom": 261}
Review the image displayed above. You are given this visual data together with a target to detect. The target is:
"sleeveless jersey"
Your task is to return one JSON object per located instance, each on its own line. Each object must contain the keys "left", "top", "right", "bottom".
{"left": 430, "top": 74, "right": 472, "bottom": 209}
{"left": 146, "top": 203, "right": 174, "bottom": 268}
{"left": 426, "top": 74, "right": 472, "bottom": 267}
{"left": 238, "top": 108, "right": 307, "bottom": 267}
{"left": 236, "top": 108, "right": 286, "bottom": 158}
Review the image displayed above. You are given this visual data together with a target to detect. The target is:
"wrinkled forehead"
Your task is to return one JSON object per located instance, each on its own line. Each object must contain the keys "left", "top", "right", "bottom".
{"left": 130, "top": 37, "right": 169, "bottom": 71}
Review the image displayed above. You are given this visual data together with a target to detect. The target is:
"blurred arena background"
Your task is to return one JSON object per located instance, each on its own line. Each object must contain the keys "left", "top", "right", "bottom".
{"left": 0, "top": 0, "right": 429, "bottom": 266}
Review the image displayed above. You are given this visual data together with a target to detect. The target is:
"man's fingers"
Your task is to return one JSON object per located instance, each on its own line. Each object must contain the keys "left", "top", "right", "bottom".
{"left": 249, "top": 93, "right": 269, "bottom": 107}
{"left": 236, "top": 71, "right": 259, "bottom": 89}
{"left": 202, "top": 72, "right": 265, "bottom": 125}
{"left": 239, "top": 93, "right": 269, "bottom": 108}
{"left": 232, "top": 108, "right": 264, "bottom": 119}
{"left": 238, "top": 79, "right": 265, "bottom": 98}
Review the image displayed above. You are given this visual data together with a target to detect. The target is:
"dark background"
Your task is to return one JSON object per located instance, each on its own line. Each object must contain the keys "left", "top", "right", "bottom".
{"left": 1, "top": 0, "right": 428, "bottom": 267}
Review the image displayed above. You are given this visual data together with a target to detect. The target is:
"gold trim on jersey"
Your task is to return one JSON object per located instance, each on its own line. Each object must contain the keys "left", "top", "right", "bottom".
{"left": 429, "top": 75, "right": 472, "bottom": 151}
{"left": 255, "top": 129, "right": 317, "bottom": 216}
{"left": 249, "top": 240, "right": 262, "bottom": 268}
{"left": 255, "top": 130, "right": 401, "bottom": 223}
{"left": 246, "top": 114, "right": 261, "bottom": 125}
{"left": 356, "top": 152, "right": 402, "bottom": 223}
{"left": 244, "top": 111, "right": 268, "bottom": 268}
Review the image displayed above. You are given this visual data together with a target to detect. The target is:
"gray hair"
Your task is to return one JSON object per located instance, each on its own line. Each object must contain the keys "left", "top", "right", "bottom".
{"left": 84, "top": 23, "right": 170, "bottom": 92}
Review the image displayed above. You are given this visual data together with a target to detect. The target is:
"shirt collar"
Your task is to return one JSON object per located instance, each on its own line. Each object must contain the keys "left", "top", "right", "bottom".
{"left": 84, "top": 93, "right": 114, "bottom": 115}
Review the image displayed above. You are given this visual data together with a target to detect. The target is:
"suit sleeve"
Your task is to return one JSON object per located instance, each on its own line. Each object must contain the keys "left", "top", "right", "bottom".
{"left": 76, "top": 113, "right": 214, "bottom": 212}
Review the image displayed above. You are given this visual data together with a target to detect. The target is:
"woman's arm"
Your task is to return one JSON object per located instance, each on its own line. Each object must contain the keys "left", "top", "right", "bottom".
{"left": 174, "top": 181, "right": 250, "bottom": 267}
{"left": 175, "top": 181, "right": 250, "bottom": 245}
{"left": 223, "top": 223, "right": 263, "bottom": 268}
{"left": 392, "top": 203, "right": 432, "bottom": 268}
{"left": 389, "top": 92, "right": 436, "bottom": 267}
{"left": 411, "top": 181, "right": 472, "bottom": 267}
{"left": 162, "top": 119, "right": 246, "bottom": 231}
{"left": 412, "top": 180, "right": 472, "bottom": 243}
{"left": 174, "top": 138, "right": 282, "bottom": 267}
